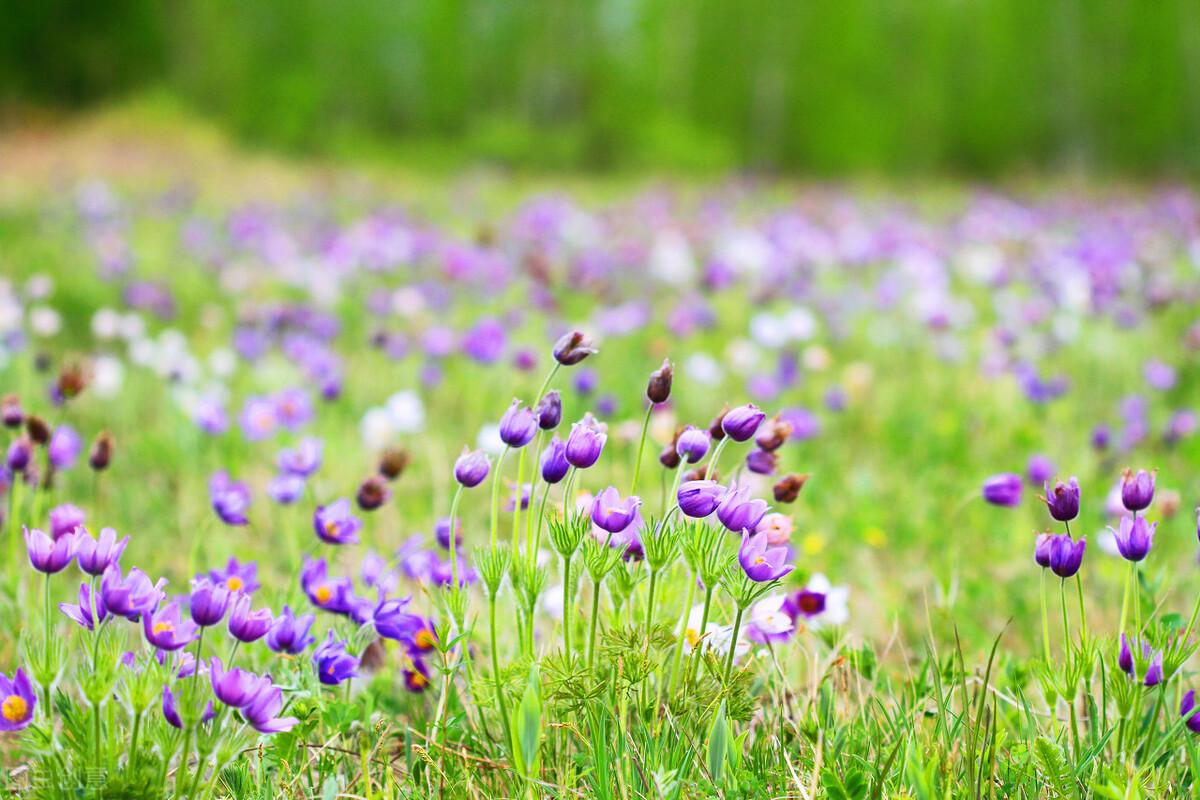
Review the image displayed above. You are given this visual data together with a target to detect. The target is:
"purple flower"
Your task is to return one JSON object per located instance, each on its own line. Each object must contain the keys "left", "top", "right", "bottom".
{"left": 209, "top": 557, "right": 259, "bottom": 594}
{"left": 574, "top": 369, "right": 598, "bottom": 395}
{"left": 268, "top": 473, "right": 305, "bottom": 505}
{"left": 227, "top": 593, "right": 273, "bottom": 643}
{"left": 239, "top": 396, "right": 278, "bottom": 441}
{"left": 454, "top": 448, "right": 490, "bottom": 488}
{"left": 100, "top": 565, "right": 165, "bottom": 620}
{"left": 1181, "top": 690, "right": 1200, "bottom": 734}
{"left": 1091, "top": 425, "right": 1111, "bottom": 451}
{"left": 25, "top": 527, "right": 77, "bottom": 573}
{"left": 1034, "top": 533, "right": 1053, "bottom": 568}
{"left": 721, "top": 404, "right": 766, "bottom": 442}
{"left": 1121, "top": 469, "right": 1155, "bottom": 512}
{"left": 738, "top": 530, "right": 795, "bottom": 582}
{"left": 1047, "top": 533, "right": 1086, "bottom": 578}
{"left": 47, "top": 425, "right": 82, "bottom": 470}
{"left": 209, "top": 657, "right": 268, "bottom": 707}
{"left": 300, "top": 559, "right": 358, "bottom": 615}
{"left": 273, "top": 388, "right": 313, "bottom": 431}
{"left": 190, "top": 578, "right": 233, "bottom": 626}
{"left": 540, "top": 435, "right": 570, "bottom": 484}
{"left": 266, "top": 605, "right": 316, "bottom": 654}
{"left": 277, "top": 438, "right": 322, "bottom": 477}
{"left": 462, "top": 317, "right": 508, "bottom": 364}
{"left": 313, "top": 631, "right": 358, "bottom": 685}
{"left": 240, "top": 681, "right": 299, "bottom": 733}
{"left": 314, "top": 498, "right": 362, "bottom": 545}
{"left": 0, "top": 669, "right": 36, "bottom": 731}
{"left": 403, "top": 657, "right": 432, "bottom": 692}
{"left": 745, "top": 449, "right": 777, "bottom": 476}
{"left": 565, "top": 414, "right": 606, "bottom": 469}
{"left": 60, "top": 582, "right": 107, "bottom": 631}
{"left": 210, "top": 471, "right": 251, "bottom": 526}
{"left": 677, "top": 480, "right": 725, "bottom": 518}
{"left": 787, "top": 589, "right": 827, "bottom": 619}
{"left": 435, "top": 517, "right": 462, "bottom": 550}
{"left": 194, "top": 396, "right": 229, "bottom": 435}
{"left": 552, "top": 330, "right": 596, "bottom": 366}
{"left": 143, "top": 601, "right": 200, "bottom": 651}
{"left": 1119, "top": 633, "right": 1135, "bottom": 674}
{"left": 162, "top": 685, "right": 214, "bottom": 729}
{"left": 76, "top": 527, "right": 129, "bottom": 575}
{"left": 536, "top": 390, "right": 562, "bottom": 430}
{"left": 982, "top": 473, "right": 1022, "bottom": 507}
{"left": 1111, "top": 515, "right": 1155, "bottom": 562}
{"left": 675, "top": 426, "right": 710, "bottom": 464}
{"left": 6, "top": 437, "right": 31, "bottom": 472}
{"left": 48, "top": 503, "right": 85, "bottom": 540}
{"left": 499, "top": 399, "right": 538, "bottom": 448}
{"left": 716, "top": 483, "right": 769, "bottom": 534}
{"left": 1042, "top": 477, "right": 1080, "bottom": 522}
{"left": 1145, "top": 360, "right": 1177, "bottom": 391}
{"left": 1026, "top": 455, "right": 1055, "bottom": 486}
{"left": 372, "top": 597, "right": 422, "bottom": 643}
{"left": 1144, "top": 650, "right": 1164, "bottom": 687}
{"left": 591, "top": 487, "right": 641, "bottom": 534}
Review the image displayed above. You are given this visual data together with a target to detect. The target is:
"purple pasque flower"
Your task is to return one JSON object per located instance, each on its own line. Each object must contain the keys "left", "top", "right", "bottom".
{"left": 48, "top": 503, "right": 85, "bottom": 540}
{"left": 1042, "top": 477, "right": 1080, "bottom": 522}
{"left": 162, "top": 685, "right": 214, "bottom": 729}
{"left": 536, "top": 390, "right": 562, "bottom": 430}
{"left": 76, "top": 526, "right": 129, "bottom": 575}
{"left": 1181, "top": 690, "right": 1200, "bottom": 733}
{"left": 25, "top": 527, "right": 77, "bottom": 573}
{"left": 313, "top": 631, "right": 358, "bottom": 685}
{"left": 313, "top": 498, "right": 362, "bottom": 545}
{"left": 716, "top": 483, "right": 769, "bottom": 534}
{"left": 361, "top": 551, "right": 399, "bottom": 594}
{"left": 675, "top": 426, "right": 710, "bottom": 464}
{"left": 268, "top": 473, "right": 305, "bottom": 505}
{"left": 209, "top": 657, "right": 269, "bottom": 707}
{"left": 143, "top": 601, "right": 200, "bottom": 651}
{"left": 1047, "top": 533, "right": 1086, "bottom": 578}
{"left": 738, "top": 530, "right": 795, "bottom": 582}
{"left": 1121, "top": 468, "right": 1156, "bottom": 512}
{"left": 277, "top": 437, "right": 323, "bottom": 477}
{"left": 1144, "top": 650, "right": 1165, "bottom": 687}
{"left": 239, "top": 396, "right": 278, "bottom": 441}
{"left": 60, "top": 582, "right": 107, "bottom": 631}
{"left": 499, "top": 399, "right": 538, "bottom": 448}
{"left": 565, "top": 413, "right": 607, "bottom": 469}
{"left": 240, "top": 681, "right": 299, "bottom": 733}
{"left": 403, "top": 657, "right": 431, "bottom": 692}
{"left": 591, "top": 487, "right": 641, "bottom": 534}
{"left": 210, "top": 471, "right": 251, "bottom": 526}
{"left": 552, "top": 330, "right": 596, "bottom": 366}
{"left": 540, "top": 435, "right": 570, "bottom": 484}
{"left": 1111, "top": 515, "right": 1155, "bottom": 562}
{"left": 1027, "top": 454, "right": 1056, "bottom": 486}
{"left": 300, "top": 558, "right": 358, "bottom": 615}
{"left": 190, "top": 577, "right": 233, "bottom": 627}
{"left": 430, "top": 556, "right": 478, "bottom": 588}
{"left": 209, "top": 557, "right": 259, "bottom": 594}
{"left": 273, "top": 388, "right": 313, "bottom": 431}
{"left": 372, "top": 596, "right": 423, "bottom": 643}
{"left": 100, "top": 564, "right": 165, "bottom": 620}
{"left": 227, "top": 593, "right": 273, "bottom": 643}
{"left": 982, "top": 473, "right": 1023, "bottom": 507}
{"left": 721, "top": 404, "right": 766, "bottom": 442}
{"left": 6, "top": 437, "right": 32, "bottom": 472}
{"left": 677, "top": 480, "right": 725, "bottom": 518}
{"left": 787, "top": 588, "right": 827, "bottom": 619}
{"left": 1034, "top": 533, "right": 1054, "bottom": 568}
{"left": 435, "top": 517, "right": 462, "bottom": 550}
{"left": 47, "top": 424, "right": 82, "bottom": 470}
{"left": 0, "top": 669, "right": 36, "bottom": 731}
{"left": 745, "top": 449, "right": 777, "bottom": 476}
{"left": 266, "top": 605, "right": 316, "bottom": 654}
{"left": 194, "top": 396, "right": 229, "bottom": 435}
{"left": 454, "top": 448, "right": 490, "bottom": 488}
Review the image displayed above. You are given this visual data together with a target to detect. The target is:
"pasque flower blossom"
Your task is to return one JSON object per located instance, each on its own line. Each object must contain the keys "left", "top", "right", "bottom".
{"left": 143, "top": 601, "right": 200, "bottom": 651}
{"left": 313, "top": 631, "right": 358, "bottom": 685}
{"left": 60, "top": 582, "right": 107, "bottom": 630}
{"left": 1047, "top": 533, "right": 1086, "bottom": 577}
{"left": 210, "top": 471, "right": 251, "bottom": 526}
{"left": 499, "top": 399, "right": 538, "bottom": 448}
{"left": 677, "top": 480, "right": 725, "bottom": 518}
{"left": 0, "top": 669, "right": 36, "bottom": 731}
{"left": 738, "top": 530, "right": 795, "bottom": 582}
{"left": 25, "top": 527, "right": 77, "bottom": 573}
{"left": 100, "top": 565, "right": 165, "bottom": 620}
{"left": 227, "top": 593, "right": 273, "bottom": 642}
{"left": 1111, "top": 515, "right": 1155, "bottom": 561}
{"left": 76, "top": 527, "right": 129, "bottom": 575}
{"left": 1041, "top": 477, "right": 1080, "bottom": 522}
{"left": 313, "top": 498, "right": 362, "bottom": 545}
{"left": 982, "top": 473, "right": 1022, "bottom": 507}
{"left": 716, "top": 482, "right": 769, "bottom": 533}
{"left": 721, "top": 404, "right": 766, "bottom": 442}
{"left": 1121, "top": 468, "right": 1156, "bottom": 512}
{"left": 454, "top": 448, "right": 490, "bottom": 487}
{"left": 267, "top": 605, "right": 316, "bottom": 654}
{"left": 591, "top": 487, "right": 641, "bottom": 533}
{"left": 675, "top": 426, "right": 710, "bottom": 463}
{"left": 565, "top": 414, "right": 607, "bottom": 468}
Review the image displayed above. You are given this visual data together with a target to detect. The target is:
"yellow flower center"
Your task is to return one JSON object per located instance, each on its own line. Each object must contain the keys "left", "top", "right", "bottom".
{"left": 753, "top": 556, "right": 766, "bottom": 565}
{"left": 324, "top": 521, "right": 339, "bottom": 537}
{"left": 415, "top": 629, "right": 435, "bottom": 649}
{"left": 2, "top": 694, "right": 27, "bottom": 722}
{"left": 153, "top": 621, "right": 174, "bottom": 634}
{"left": 408, "top": 671, "right": 428, "bottom": 688}
{"left": 225, "top": 576, "right": 244, "bottom": 591}
{"left": 315, "top": 585, "right": 333, "bottom": 604}
{"left": 685, "top": 627, "right": 700, "bottom": 647}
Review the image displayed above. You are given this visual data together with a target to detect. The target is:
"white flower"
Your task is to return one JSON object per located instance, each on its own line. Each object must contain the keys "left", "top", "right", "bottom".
{"left": 542, "top": 584, "right": 564, "bottom": 620}
{"left": 386, "top": 390, "right": 425, "bottom": 434}
{"left": 804, "top": 574, "right": 849, "bottom": 628}
{"left": 91, "top": 308, "right": 122, "bottom": 340}
{"left": 684, "top": 353, "right": 723, "bottom": 387}
{"left": 91, "top": 355, "right": 125, "bottom": 398}
{"left": 476, "top": 423, "right": 504, "bottom": 455}
{"left": 749, "top": 594, "right": 794, "bottom": 637}
{"left": 118, "top": 313, "right": 145, "bottom": 341}
{"left": 649, "top": 229, "right": 695, "bottom": 285}
{"left": 29, "top": 306, "right": 61, "bottom": 337}
{"left": 360, "top": 407, "right": 395, "bottom": 446}
{"left": 208, "top": 348, "right": 237, "bottom": 379}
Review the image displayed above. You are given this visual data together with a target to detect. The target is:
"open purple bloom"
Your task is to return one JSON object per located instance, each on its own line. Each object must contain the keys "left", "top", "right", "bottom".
{"left": 208, "top": 557, "right": 260, "bottom": 594}
{"left": 1047, "top": 533, "right": 1086, "bottom": 578}
{"left": 1121, "top": 468, "right": 1156, "bottom": 512}
{"left": 47, "top": 424, "right": 82, "bottom": 470}
{"left": 300, "top": 558, "right": 358, "bottom": 615}
{"left": 313, "top": 631, "right": 358, "bottom": 685}
{"left": 403, "top": 657, "right": 432, "bottom": 693}
{"left": 210, "top": 471, "right": 251, "bottom": 526}
{"left": 314, "top": 498, "right": 362, "bottom": 545}
{"left": 277, "top": 438, "right": 323, "bottom": 477}
{"left": 565, "top": 414, "right": 606, "bottom": 469}
{"left": 982, "top": 473, "right": 1022, "bottom": 507}
{"left": 228, "top": 593, "right": 273, "bottom": 642}
{"left": 1181, "top": 690, "right": 1200, "bottom": 733}
{"left": 268, "top": 473, "right": 305, "bottom": 505}
{"left": 1111, "top": 515, "right": 1155, "bottom": 562}
{"left": 373, "top": 596, "right": 423, "bottom": 643}
{"left": 143, "top": 601, "right": 200, "bottom": 650}
{"left": 25, "top": 527, "right": 77, "bottom": 573}
{"left": 209, "top": 656, "right": 268, "bottom": 707}
{"left": 162, "top": 685, "right": 214, "bottom": 729}
{"left": 273, "top": 388, "right": 313, "bottom": 431}
{"left": 454, "top": 448, "right": 490, "bottom": 488}
{"left": 716, "top": 483, "right": 769, "bottom": 533}
{"left": 721, "top": 404, "right": 766, "bottom": 442}
{"left": 100, "top": 565, "right": 165, "bottom": 620}
{"left": 240, "top": 681, "right": 299, "bottom": 733}
{"left": 1042, "top": 477, "right": 1080, "bottom": 522}
{"left": 76, "top": 527, "right": 129, "bottom": 575}
{"left": 48, "top": 503, "right": 85, "bottom": 540}
{"left": 0, "top": 669, "right": 36, "bottom": 731}
{"left": 60, "top": 582, "right": 107, "bottom": 631}
{"left": 591, "top": 487, "right": 641, "bottom": 533}
{"left": 266, "top": 605, "right": 316, "bottom": 654}
{"left": 239, "top": 396, "right": 278, "bottom": 441}
{"left": 738, "top": 530, "right": 795, "bottom": 582}
{"left": 499, "top": 399, "right": 538, "bottom": 448}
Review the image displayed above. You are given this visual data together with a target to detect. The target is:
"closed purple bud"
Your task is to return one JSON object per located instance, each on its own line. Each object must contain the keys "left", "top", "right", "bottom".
{"left": 540, "top": 435, "right": 570, "bottom": 484}
{"left": 675, "top": 426, "right": 710, "bottom": 464}
{"left": 552, "top": 330, "right": 597, "bottom": 366}
{"left": 1111, "top": 515, "right": 1155, "bottom": 562}
{"left": 1034, "top": 533, "right": 1053, "bottom": 568}
{"left": 1042, "top": 477, "right": 1080, "bottom": 522}
{"left": 982, "top": 473, "right": 1022, "bottom": 507}
{"left": 745, "top": 449, "right": 777, "bottom": 475}
{"left": 454, "top": 448, "right": 491, "bottom": 488}
{"left": 1181, "top": 690, "right": 1200, "bottom": 733}
{"left": 536, "top": 390, "right": 562, "bottom": 430}
{"left": 565, "top": 414, "right": 606, "bottom": 469}
{"left": 721, "top": 404, "right": 766, "bottom": 442}
{"left": 677, "top": 480, "right": 725, "bottom": 518}
{"left": 499, "top": 399, "right": 538, "bottom": 448}
{"left": 1120, "top": 468, "right": 1155, "bottom": 512}
{"left": 1047, "top": 533, "right": 1086, "bottom": 578}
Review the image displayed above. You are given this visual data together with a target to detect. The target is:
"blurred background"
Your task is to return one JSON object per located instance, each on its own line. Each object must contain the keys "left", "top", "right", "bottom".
{"left": 2, "top": 0, "right": 1199, "bottom": 176}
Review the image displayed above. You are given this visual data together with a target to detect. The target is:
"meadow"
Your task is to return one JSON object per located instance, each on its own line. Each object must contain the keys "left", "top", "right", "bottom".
{"left": 1, "top": 117, "right": 1200, "bottom": 798}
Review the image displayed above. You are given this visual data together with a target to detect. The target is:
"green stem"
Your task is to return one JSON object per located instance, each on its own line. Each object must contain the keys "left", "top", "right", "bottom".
{"left": 525, "top": 431, "right": 545, "bottom": 556}
{"left": 704, "top": 438, "right": 730, "bottom": 482}
{"left": 629, "top": 403, "right": 654, "bottom": 497}
{"left": 488, "top": 595, "right": 510, "bottom": 743}
{"left": 447, "top": 486, "right": 464, "bottom": 589}
{"left": 667, "top": 570, "right": 697, "bottom": 695}
{"left": 177, "top": 727, "right": 194, "bottom": 797}
{"left": 129, "top": 710, "right": 143, "bottom": 769}
{"left": 1119, "top": 560, "right": 1132, "bottom": 636}
{"left": 644, "top": 568, "right": 658, "bottom": 639}
{"left": 489, "top": 447, "right": 510, "bottom": 550}
{"left": 1039, "top": 570, "right": 1051, "bottom": 662}
{"left": 510, "top": 446, "right": 527, "bottom": 555}
{"left": 722, "top": 605, "right": 745, "bottom": 682}
{"left": 587, "top": 578, "right": 602, "bottom": 670}
{"left": 1075, "top": 574, "right": 1088, "bottom": 652}
{"left": 1182, "top": 591, "right": 1200, "bottom": 652}
{"left": 1059, "top": 579, "right": 1072, "bottom": 667}
{"left": 691, "top": 585, "right": 715, "bottom": 681}
{"left": 531, "top": 478, "right": 552, "bottom": 568}
{"left": 562, "top": 557, "right": 573, "bottom": 659}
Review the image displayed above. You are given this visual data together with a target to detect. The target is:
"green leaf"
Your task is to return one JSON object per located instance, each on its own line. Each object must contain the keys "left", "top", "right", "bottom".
{"left": 707, "top": 700, "right": 728, "bottom": 786}
{"left": 511, "top": 664, "right": 543, "bottom": 779}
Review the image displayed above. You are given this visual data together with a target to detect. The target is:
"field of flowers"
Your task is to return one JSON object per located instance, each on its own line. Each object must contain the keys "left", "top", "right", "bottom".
{"left": 2, "top": 126, "right": 1200, "bottom": 798}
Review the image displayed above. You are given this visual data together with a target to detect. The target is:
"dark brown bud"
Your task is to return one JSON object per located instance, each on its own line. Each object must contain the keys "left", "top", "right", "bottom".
{"left": 356, "top": 475, "right": 391, "bottom": 511}
{"left": 89, "top": 431, "right": 113, "bottom": 471}
{"left": 552, "top": 330, "right": 597, "bottom": 366}
{"left": 646, "top": 358, "right": 673, "bottom": 404}
{"left": 658, "top": 443, "right": 682, "bottom": 469}
{"left": 26, "top": 415, "right": 50, "bottom": 445}
{"left": 1, "top": 395, "right": 22, "bottom": 428}
{"left": 754, "top": 416, "right": 793, "bottom": 452}
{"left": 773, "top": 473, "right": 810, "bottom": 504}
{"left": 708, "top": 405, "right": 730, "bottom": 442}
{"left": 378, "top": 447, "right": 411, "bottom": 480}
{"left": 57, "top": 363, "right": 87, "bottom": 400}
{"left": 684, "top": 466, "right": 717, "bottom": 483}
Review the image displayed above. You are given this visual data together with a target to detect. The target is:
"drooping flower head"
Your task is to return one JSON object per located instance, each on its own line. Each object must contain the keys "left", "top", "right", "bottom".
{"left": 1121, "top": 468, "right": 1156, "bottom": 512}
{"left": 209, "top": 657, "right": 268, "bottom": 708}
{"left": 721, "top": 404, "right": 766, "bottom": 442}
{"left": 60, "top": 582, "right": 107, "bottom": 631}
{"left": 982, "top": 473, "right": 1022, "bottom": 507}
{"left": 454, "top": 448, "right": 490, "bottom": 488}
{"left": 313, "top": 499, "right": 362, "bottom": 545}
{"left": 240, "top": 681, "right": 299, "bottom": 733}
{"left": 552, "top": 330, "right": 597, "bottom": 366}
{"left": 677, "top": 480, "right": 725, "bottom": 518}
{"left": 675, "top": 426, "right": 710, "bottom": 464}
{"left": 716, "top": 482, "right": 769, "bottom": 534}
{"left": 737, "top": 530, "right": 795, "bottom": 582}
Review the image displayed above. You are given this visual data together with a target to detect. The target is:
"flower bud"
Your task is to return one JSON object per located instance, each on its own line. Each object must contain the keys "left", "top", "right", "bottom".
{"left": 377, "top": 447, "right": 410, "bottom": 480}
{"left": 772, "top": 473, "right": 809, "bottom": 503}
{"left": 356, "top": 475, "right": 391, "bottom": 511}
{"left": 1, "top": 395, "right": 22, "bottom": 428}
{"left": 26, "top": 415, "right": 50, "bottom": 445}
{"left": 88, "top": 431, "right": 113, "bottom": 471}
{"left": 552, "top": 330, "right": 597, "bottom": 366}
{"left": 646, "top": 359, "right": 673, "bottom": 404}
